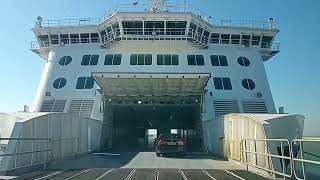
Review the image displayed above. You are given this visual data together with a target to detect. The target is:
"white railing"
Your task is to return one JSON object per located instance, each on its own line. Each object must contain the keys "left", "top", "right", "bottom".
{"left": 0, "top": 138, "right": 51, "bottom": 173}
{"left": 35, "top": 18, "right": 100, "bottom": 28}
{"left": 0, "top": 137, "right": 81, "bottom": 174}
{"left": 241, "top": 139, "right": 292, "bottom": 178}
{"left": 34, "top": 2, "right": 278, "bottom": 30}
{"left": 292, "top": 139, "right": 320, "bottom": 180}
{"left": 30, "top": 37, "right": 100, "bottom": 49}
{"left": 236, "top": 138, "right": 320, "bottom": 179}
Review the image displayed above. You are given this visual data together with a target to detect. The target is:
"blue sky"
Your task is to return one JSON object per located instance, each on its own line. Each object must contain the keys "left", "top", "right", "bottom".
{"left": 0, "top": 0, "right": 319, "bottom": 136}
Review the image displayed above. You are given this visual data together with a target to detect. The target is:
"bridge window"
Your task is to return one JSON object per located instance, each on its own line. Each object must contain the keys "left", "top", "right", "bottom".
{"left": 188, "top": 22, "right": 197, "bottom": 37}
{"left": 231, "top": 34, "right": 240, "bottom": 44}
{"left": 60, "top": 34, "right": 69, "bottom": 44}
{"left": 221, "top": 34, "right": 230, "bottom": 44}
{"left": 210, "top": 33, "right": 220, "bottom": 43}
{"left": 112, "top": 22, "right": 121, "bottom": 36}
{"left": 90, "top": 33, "right": 100, "bottom": 43}
{"left": 80, "top": 33, "right": 90, "bottom": 43}
{"left": 130, "top": 54, "right": 152, "bottom": 65}
{"left": 252, "top": 35, "right": 261, "bottom": 45}
{"left": 145, "top": 21, "right": 165, "bottom": 35}
{"left": 242, "top": 79, "right": 256, "bottom": 90}
{"left": 237, "top": 57, "right": 250, "bottom": 67}
{"left": 70, "top": 34, "right": 79, "bottom": 44}
{"left": 50, "top": 34, "right": 59, "bottom": 44}
{"left": 157, "top": 54, "right": 179, "bottom": 65}
{"left": 81, "top": 55, "right": 99, "bottom": 66}
{"left": 122, "top": 21, "right": 143, "bottom": 35}
{"left": 76, "top": 77, "right": 95, "bottom": 89}
{"left": 59, "top": 56, "right": 72, "bottom": 66}
{"left": 241, "top": 35, "right": 251, "bottom": 46}
{"left": 105, "top": 54, "right": 122, "bottom": 65}
{"left": 166, "top": 21, "right": 187, "bottom": 35}
{"left": 210, "top": 55, "right": 228, "bottom": 66}
{"left": 53, "top": 78, "right": 67, "bottom": 89}
{"left": 187, "top": 55, "right": 204, "bottom": 66}
{"left": 213, "top": 77, "right": 232, "bottom": 90}
{"left": 37, "top": 35, "right": 50, "bottom": 47}
{"left": 202, "top": 30, "right": 210, "bottom": 44}
{"left": 261, "top": 36, "right": 273, "bottom": 48}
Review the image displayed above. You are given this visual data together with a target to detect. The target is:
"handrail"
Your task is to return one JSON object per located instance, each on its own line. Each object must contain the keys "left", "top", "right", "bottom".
{"left": 0, "top": 137, "right": 81, "bottom": 173}
{"left": 291, "top": 139, "right": 320, "bottom": 180}
{"left": 34, "top": 3, "right": 278, "bottom": 30}
{"left": 0, "top": 137, "right": 51, "bottom": 172}
{"left": 240, "top": 139, "right": 292, "bottom": 178}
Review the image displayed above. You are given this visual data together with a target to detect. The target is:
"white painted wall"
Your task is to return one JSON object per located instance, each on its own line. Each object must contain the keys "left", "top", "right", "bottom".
{"left": 33, "top": 40, "right": 276, "bottom": 121}
{"left": 0, "top": 113, "right": 102, "bottom": 171}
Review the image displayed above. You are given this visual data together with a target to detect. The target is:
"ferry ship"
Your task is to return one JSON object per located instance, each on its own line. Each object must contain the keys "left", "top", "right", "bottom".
{"left": 0, "top": 0, "right": 318, "bottom": 179}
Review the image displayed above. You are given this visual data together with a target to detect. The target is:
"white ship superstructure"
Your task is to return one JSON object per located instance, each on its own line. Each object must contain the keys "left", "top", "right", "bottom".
{"left": 29, "top": 1, "right": 284, "bottom": 151}
{"left": 0, "top": 1, "right": 311, "bottom": 179}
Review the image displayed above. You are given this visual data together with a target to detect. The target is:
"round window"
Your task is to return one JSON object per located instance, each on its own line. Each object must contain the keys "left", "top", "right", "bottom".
{"left": 53, "top": 78, "right": 67, "bottom": 89}
{"left": 59, "top": 56, "right": 72, "bottom": 66}
{"left": 242, "top": 79, "right": 256, "bottom": 90}
{"left": 237, "top": 56, "right": 250, "bottom": 67}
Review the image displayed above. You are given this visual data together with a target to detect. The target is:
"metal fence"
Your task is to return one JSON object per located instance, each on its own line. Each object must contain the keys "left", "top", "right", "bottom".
{"left": 0, "top": 137, "right": 81, "bottom": 174}
{"left": 292, "top": 139, "right": 320, "bottom": 180}
{"left": 0, "top": 138, "right": 51, "bottom": 173}
{"left": 241, "top": 139, "right": 292, "bottom": 178}
{"left": 228, "top": 138, "right": 320, "bottom": 179}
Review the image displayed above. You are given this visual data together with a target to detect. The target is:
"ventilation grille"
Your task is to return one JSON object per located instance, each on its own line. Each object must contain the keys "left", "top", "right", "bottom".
{"left": 68, "top": 99, "right": 94, "bottom": 117}
{"left": 213, "top": 100, "right": 239, "bottom": 117}
{"left": 242, "top": 100, "right": 268, "bottom": 113}
{"left": 40, "top": 100, "right": 66, "bottom": 112}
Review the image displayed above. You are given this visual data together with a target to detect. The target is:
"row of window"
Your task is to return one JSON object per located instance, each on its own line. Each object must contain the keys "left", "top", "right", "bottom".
{"left": 38, "top": 33, "right": 100, "bottom": 46}
{"left": 213, "top": 78, "right": 256, "bottom": 90}
{"left": 59, "top": 55, "right": 252, "bottom": 67}
{"left": 53, "top": 77, "right": 256, "bottom": 91}
{"left": 53, "top": 77, "right": 95, "bottom": 89}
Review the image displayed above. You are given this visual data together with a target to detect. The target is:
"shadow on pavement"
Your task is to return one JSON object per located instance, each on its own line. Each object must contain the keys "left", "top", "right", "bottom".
{"left": 48, "top": 152, "right": 139, "bottom": 170}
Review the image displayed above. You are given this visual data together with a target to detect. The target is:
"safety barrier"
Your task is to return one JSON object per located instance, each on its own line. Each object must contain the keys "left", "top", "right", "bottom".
{"left": 0, "top": 137, "right": 81, "bottom": 173}
{"left": 292, "top": 139, "right": 320, "bottom": 180}
{"left": 232, "top": 138, "right": 320, "bottom": 179}
{"left": 241, "top": 139, "right": 292, "bottom": 178}
{"left": 0, "top": 138, "right": 51, "bottom": 173}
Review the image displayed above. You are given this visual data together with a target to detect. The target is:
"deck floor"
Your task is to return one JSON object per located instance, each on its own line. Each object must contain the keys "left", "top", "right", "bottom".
{"left": 13, "top": 152, "right": 268, "bottom": 180}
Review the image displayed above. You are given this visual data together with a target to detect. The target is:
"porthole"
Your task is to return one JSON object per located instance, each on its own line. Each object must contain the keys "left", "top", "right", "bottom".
{"left": 242, "top": 79, "right": 256, "bottom": 90}
{"left": 53, "top": 78, "right": 67, "bottom": 89}
{"left": 237, "top": 56, "right": 250, "bottom": 67}
{"left": 59, "top": 56, "right": 72, "bottom": 66}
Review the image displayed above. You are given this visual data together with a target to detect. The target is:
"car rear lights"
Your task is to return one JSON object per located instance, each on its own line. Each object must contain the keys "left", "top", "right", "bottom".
{"left": 158, "top": 140, "right": 166, "bottom": 145}
{"left": 177, "top": 140, "right": 185, "bottom": 146}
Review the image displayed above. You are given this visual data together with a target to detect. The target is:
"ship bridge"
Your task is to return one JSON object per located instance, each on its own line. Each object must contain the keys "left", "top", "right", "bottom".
{"left": 92, "top": 72, "right": 210, "bottom": 151}
{"left": 31, "top": 2, "right": 280, "bottom": 61}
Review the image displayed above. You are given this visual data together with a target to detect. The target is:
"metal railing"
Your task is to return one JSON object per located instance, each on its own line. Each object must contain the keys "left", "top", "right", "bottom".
{"left": 0, "top": 137, "right": 81, "bottom": 173}
{"left": 0, "top": 138, "right": 51, "bottom": 173}
{"left": 34, "top": 3, "right": 278, "bottom": 30}
{"left": 30, "top": 37, "right": 101, "bottom": 49}
{"left": 241, "top": 139, "right": 292, "bottom": 178}
{"left": 292, "top": 139, "right": 320, "bottom": 180}
{"left": 35, "top": 18, "right": 100, "bottom": 28}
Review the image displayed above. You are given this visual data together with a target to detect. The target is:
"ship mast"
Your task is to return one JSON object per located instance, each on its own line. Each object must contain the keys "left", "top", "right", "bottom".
{"left": 149, "top": 0, "right": 166, "bottom": 12}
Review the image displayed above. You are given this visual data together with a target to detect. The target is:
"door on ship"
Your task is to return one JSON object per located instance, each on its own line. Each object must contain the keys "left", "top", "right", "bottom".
{"left": 93, "top": 73, "right": 210, "bottom": 152}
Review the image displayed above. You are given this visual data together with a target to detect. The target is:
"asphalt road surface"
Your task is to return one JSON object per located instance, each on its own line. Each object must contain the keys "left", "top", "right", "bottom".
{"left": 11, "top": 152, "right": 268, "bottom": 180}
{"left": 14, "top": 168, "right": 268, "bottom": 180}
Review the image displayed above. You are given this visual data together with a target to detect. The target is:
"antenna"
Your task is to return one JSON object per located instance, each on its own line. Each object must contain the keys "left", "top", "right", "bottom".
{"left": 182, "top": 0, "right": 187, "bottom": 12}
{"left": 149, "top": 0, "right": 166, "bottom": 12}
